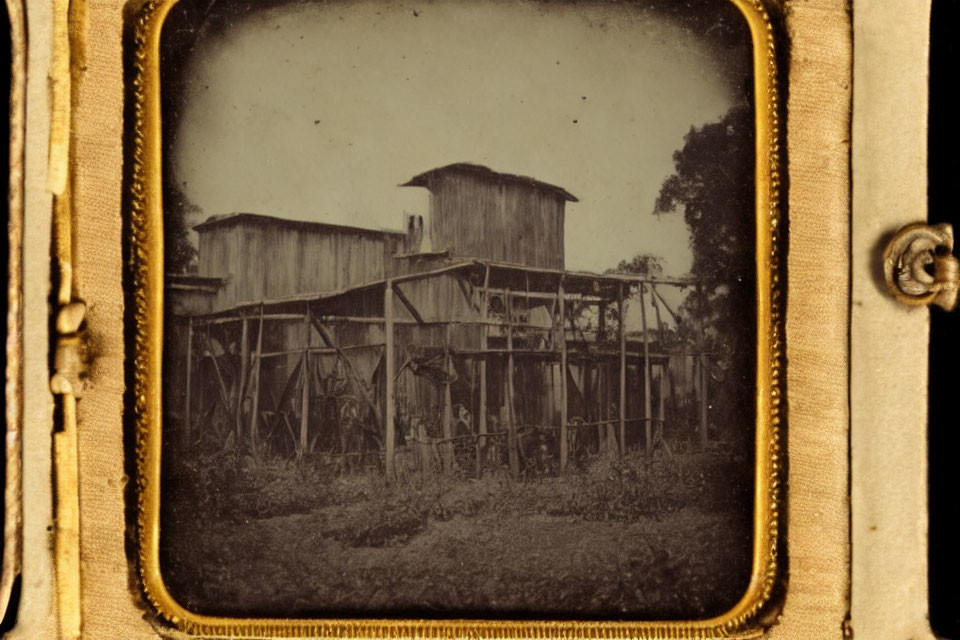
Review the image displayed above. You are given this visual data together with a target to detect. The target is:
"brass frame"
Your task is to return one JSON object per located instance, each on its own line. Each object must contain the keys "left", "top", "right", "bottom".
{"left": 129, "top": 0, "right": 784, "bottom": 636}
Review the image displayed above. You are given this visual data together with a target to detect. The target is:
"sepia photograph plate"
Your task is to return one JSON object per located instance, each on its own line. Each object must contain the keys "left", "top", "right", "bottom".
{"left": 128, "top": 0, "right": 783, "bottom": 636}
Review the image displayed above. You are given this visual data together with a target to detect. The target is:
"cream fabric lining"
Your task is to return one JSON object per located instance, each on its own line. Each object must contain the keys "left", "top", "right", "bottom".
{"left": 764, "top": 1, "right": 852, "bottom": 637}
{"left": 851, "top": 1, "right": 935, "bottom": 638}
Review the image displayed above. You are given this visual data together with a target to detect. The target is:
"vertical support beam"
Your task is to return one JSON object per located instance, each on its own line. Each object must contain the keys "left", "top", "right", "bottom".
{"left": 659, "top": 362, "right": 667, "bottom": 436}
{"left": 249, "top": 305, "right": 264, "bottom": 448}
{"left": 598, "top": 300, "right": 607, "bottom": 342}
{"left": 474, "top": 357, "right": 482, "bottom": 478}
{"left": 596, "top": 359, "right": 604, "bottom": 451}
{"left": 606, "top": 362, "right": 617, "bottom": 451}
{"left": 506, "top": 291, "right": 519, "bottom": 479}
{"left": 183, "top": 317, "right": 194, "bottom": 448}
{"left": 299, "top": 305, "right": 310, "bottom": 457}
{"left": 417, "top": 418, "right": 429, "bottom": 477}
{"left": 238, "top": 315, "right": 249, "bottom": 438}
{"left": 697, "top": 283, "right": 708, "bottom": 450}
{"left": 385, "top": 282, "right": 396, "bottom": 480}
{"left": 700, "top": 354, "right": 709, "bottom": 450}
{"left": 649, "top": 287, "right": 667, "bottom": 446}
{"left": 197, "top": 324, "right": 206, "bottom": 423}
{"left": 618, "top": 283, "right": 627, "bottom": 457}
{"left": 478, "top": 265, "right": 490, "bottom": 476}
{"left": 559, "top": 279, "right": 568, "bottom": 472}
{"left": 442, "top": 324, "right": 454, "bottom": 472}
{"left": 640, "top": 283, "right": 653, "bottom": 457}
{"left": 597, "top": 300, "right": 608, "bottom": 452}
{"left": 205, "top": 334, "right": 232, "bottom": 415}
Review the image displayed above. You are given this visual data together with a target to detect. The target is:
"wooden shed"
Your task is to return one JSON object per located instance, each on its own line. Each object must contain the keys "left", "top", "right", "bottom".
{"left": 400, "top": 163, "right": 578, "bottom": 270}
{"left": 193, "top": 213, "right": 409, "bottom": 312}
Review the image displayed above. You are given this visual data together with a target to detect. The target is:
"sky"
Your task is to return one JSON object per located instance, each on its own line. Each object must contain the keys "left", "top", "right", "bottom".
{"left": 168, "top": 0, "right": 744, "bottom": 279}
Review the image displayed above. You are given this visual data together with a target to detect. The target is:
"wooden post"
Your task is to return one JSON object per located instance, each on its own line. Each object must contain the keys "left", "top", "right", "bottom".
{"left": 596, "top": 360, "right": 604, "bottom": 452}
{"left": 205, "top": 335, "right": 232, "bottom": 415}
{"left": 299, "top": 305, "right": 310, "bottom": 457}
{"left": 597, "top": 300, "right": 607, "bottom": 453}
{"left": 385, "top": 283, "right": 396, "bottom": 480}
{"left": 697, "top": 283, "right": 708, "bottom": 450}
{"left": 559, "top": 280, "right": 568, "bottom": 473}
{"left": 640, "top": 283, "right": 653, "bottom": 457}
{"left": 606, "top": 362, "right": 617, "bottom": 452}
{"left": 700, "top": 355, "right": 709, "bottom": 450}
{"left": 659, "top": 363, "right": 667, "bottom": 435}
{"left": 183, "top": 317, "right": 193, "bottom": 447}
{"left": 598, "top": 300, "right": 607, "bottom": 342}
{"left": 474, "top": 357, "right": 482, "bottom": 478}
{"left": 237, "top": 315, "right": 249, "bottom": 438}
{"left": 417, "top": 418, "right": 429, "bottom": 477}
{"left": 506, "top": 291, "right": 519, "bottom": 479}
{"left": 196, "top": 326, "right": 206, "bottom": 426}
{"left": 249, "top": 305, "right": 264, "bottom": 447}
{"left": 442, "top": 324, "right": 454, "bottom": 472}
{"left": 618, "top": 283, "right": 627, "bottom": 457}
{"left": 650, "top": 285, "right": 666, "bottom": 444}
{"left": 478, "top": 265, "right": 490, "bottom": 476}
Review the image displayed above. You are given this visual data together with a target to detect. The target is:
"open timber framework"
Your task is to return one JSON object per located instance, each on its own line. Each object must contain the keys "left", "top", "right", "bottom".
{"left": 165, "top": 164, "right": 714, "bottom": 480}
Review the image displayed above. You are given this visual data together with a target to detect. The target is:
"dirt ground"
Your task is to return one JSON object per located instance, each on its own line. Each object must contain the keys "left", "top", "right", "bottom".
{"left": 161, "top": 460, "right": 753, "bottom": 621}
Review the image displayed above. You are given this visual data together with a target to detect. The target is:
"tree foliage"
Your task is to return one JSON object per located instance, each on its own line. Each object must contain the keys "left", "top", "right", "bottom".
{"left": 164, "top": 184, "right": 200, "bottom": 274}
{"left": 655, "top": 104, "right": 754, "bottom": 285}
{"left": 653, "top": 104, "right": 756, "bottom": 444}
{"left": 608, "top": 254, "right": 664, "bottom": 278}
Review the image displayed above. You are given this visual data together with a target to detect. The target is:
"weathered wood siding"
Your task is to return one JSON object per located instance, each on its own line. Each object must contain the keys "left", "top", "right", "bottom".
{"left": 396, "top": 275, "right": 478, "bottom": 319}
{"left": 427, "top": 172, "right": 566, "bottom": 269}
{"left": 197, "top": 218, "right": 404, "bottom": 310}
{"left": 165, "top": 288, "right": 215, "bottom": 317}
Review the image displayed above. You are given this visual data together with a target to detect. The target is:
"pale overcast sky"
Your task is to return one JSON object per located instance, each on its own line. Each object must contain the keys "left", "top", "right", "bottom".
{"left": 168, "top": 0, "right": 743, "bottom": 278}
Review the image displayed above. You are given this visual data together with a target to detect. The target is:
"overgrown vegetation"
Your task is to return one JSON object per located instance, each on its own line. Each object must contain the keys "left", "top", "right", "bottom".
{"left": 165, "top": 449, "right": 334, "bottom": 521}
{"left": 162, "top": 445, "right": 753, "bottom": 619}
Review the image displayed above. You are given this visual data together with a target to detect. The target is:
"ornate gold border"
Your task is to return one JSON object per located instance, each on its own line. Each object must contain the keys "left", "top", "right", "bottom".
{"left": 129, "top": 0, "right": 784, "bottom": 636}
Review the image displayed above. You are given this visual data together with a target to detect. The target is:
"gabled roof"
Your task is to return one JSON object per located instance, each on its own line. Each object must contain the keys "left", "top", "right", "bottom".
{"left": 193, "top": 212, "right": 406, "bottom": 237}
{"left": 400, "top": 163, "right": 579, "bottom": 203}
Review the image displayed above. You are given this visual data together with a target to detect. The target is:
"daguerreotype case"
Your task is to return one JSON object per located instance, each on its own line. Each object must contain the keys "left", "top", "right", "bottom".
{"left": 2, "top": 0, "right": 945, "bottom": 638}
{"left": 133, "top": 0, "right": 781, "bottom": 635}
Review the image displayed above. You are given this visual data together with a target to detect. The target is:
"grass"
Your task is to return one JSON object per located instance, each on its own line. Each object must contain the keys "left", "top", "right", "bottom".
{"left": 160, "top": 447, "right": 754, "bottom": 620}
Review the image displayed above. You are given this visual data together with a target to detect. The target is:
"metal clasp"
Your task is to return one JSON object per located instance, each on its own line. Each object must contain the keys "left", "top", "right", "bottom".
{"left": 882, "top": 223, "right": 958, "bottom": 311}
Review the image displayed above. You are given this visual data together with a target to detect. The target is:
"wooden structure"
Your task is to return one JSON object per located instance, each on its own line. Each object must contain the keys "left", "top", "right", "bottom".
{"left": 192, "top": 214, "right": 412, "bottom": 312}
{"left": 400, "top": 163, "right": 576, "bottom": 270}
{"left": 165, "top": 164, "right": 713, "bottom": 480}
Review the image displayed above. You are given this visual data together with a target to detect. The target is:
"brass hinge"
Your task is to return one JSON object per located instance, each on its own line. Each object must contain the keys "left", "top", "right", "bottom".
{"left": 50, "top": 301, "right": 86, "bottom": 396}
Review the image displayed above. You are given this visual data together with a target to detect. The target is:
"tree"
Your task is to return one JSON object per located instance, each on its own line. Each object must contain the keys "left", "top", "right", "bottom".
{"left": 653, "top": 103, "right": 756, "bottom": 445}
{"left": 597, "top": 254, "right": 664, "bottom": 340}
{"left": 164, "top": 183, "right": 200, "bottom": 274}
{"left": 608, "top": 254, "right": 664, "bottom": 278}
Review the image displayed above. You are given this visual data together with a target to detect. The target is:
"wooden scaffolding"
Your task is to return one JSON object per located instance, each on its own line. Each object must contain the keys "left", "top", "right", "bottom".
{"left": 170, "top": 260, "right": 713, "bottom": 481}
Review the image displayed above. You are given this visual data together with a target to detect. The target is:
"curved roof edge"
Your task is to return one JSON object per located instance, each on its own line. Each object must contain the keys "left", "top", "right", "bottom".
{"left": 400, "top": 163, "right": 579, "bottom": 203}
{"left": 193, "top": 212, "right": 406, "bottom": 237}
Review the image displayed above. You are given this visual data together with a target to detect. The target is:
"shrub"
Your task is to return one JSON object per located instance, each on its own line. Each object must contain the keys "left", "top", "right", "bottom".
{"left": 168, "top": 450, "right": 333, "bottom": 521}
{"left": 542, "top": 449, "right": 747, "bottom": 522}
